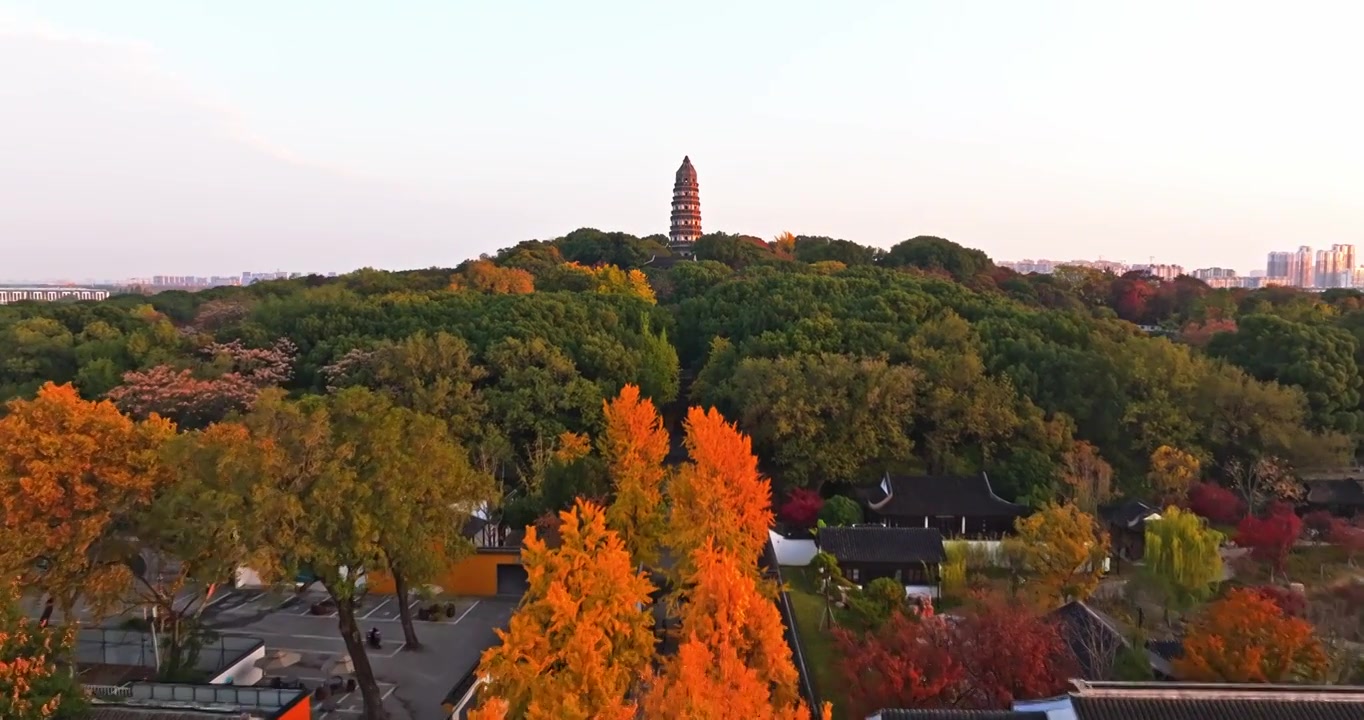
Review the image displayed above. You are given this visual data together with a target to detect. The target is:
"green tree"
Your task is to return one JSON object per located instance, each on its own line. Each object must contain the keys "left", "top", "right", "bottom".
{"left": 881, "top": 235, "right": 993, "bottom": 281}
{"left": 1141, "top": 507, "right": 1224, "bottom": 620}
{"left": 326, "top": 388, "right": 496, "bottom": 651}
{"left": 906, "top": 312, "right": 1022, "bottom": 473}
{"left": 699, "top": 353, "right": 919, "bottom": 486}
{"left": 819, "top": 496, "right": 863, "bottom": 527}
{"left": 235, "top": 390, "right": 393, "bottom": 719}
{"left": 1208, "top": 314, "right": 1363, "bottom": 433}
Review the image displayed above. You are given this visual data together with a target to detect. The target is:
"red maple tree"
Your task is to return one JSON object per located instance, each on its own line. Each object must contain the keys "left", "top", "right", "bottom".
{"left": 1328, "top": 518, "right": 1364, "bottom": 565}
{"left": 1236, "top": 502, "right": 1302, "bottom": 578}
{"left": 1302, "top": 510, "right": 1336, "bottom": 540}
{"left": 1186, "top": 481, "right": 1245, "bottom": 525}
{"left": 953, "top": 597, "right": 1076, "bottom": 708}
{"left": 833, "top": 612, "right": 965, "bottom": 717}
{"left": 1254, "top": 585, "right": 1307, "bottom": 618}
{"left": 778, "top": 489, "right": 823, "bottom": 530}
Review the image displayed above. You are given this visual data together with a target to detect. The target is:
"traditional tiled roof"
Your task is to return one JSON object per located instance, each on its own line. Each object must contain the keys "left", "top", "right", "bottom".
{"left": 1145, "top": 639, "right": 1185, "bottom": 662}
{"left": 873, "top": 711, "right": 1046, "bottom": 719}
{"left": 1101, "top": 499, "right": 1160, "bottom": 529}
{"left": 1068, "top": 681, "right": 1364, "bottom": 720}
{"left": 859, "top": 473, "right": 1028, "bottom": 518}
{"left": 1305, "top": 479, "right": 1364, "bottom": 507}
{"left": 817, "top": 526, "right": 945, "bottom": 565}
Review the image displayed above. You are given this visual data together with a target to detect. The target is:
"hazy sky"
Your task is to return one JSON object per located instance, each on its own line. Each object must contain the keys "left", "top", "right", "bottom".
{"left": 2, "top": 1, "right": 1362, "bottom": 281}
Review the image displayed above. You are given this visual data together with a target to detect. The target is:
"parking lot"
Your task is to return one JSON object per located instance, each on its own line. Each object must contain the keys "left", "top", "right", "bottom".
{"left": 204, "top": 587, "right": 516, "bottom": 720}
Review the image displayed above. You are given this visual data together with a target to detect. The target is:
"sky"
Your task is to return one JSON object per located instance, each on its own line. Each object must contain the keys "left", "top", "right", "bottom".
{"left": 2, "top": 1, "right": 1362, "bottom": 281}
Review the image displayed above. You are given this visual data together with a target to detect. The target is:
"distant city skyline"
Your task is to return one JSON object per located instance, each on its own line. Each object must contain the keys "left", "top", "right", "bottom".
{"left": 3, "top": 2, "right": 1362, "bottom": 278}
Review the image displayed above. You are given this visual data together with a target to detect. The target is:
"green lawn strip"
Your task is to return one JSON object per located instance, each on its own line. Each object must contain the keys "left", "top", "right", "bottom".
{"left": 785, "top": 567, "right": 848, "bottom": 719}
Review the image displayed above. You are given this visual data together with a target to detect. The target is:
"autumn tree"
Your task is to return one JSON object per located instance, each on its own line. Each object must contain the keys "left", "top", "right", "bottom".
{"left": 1006, "top": 502, "right": 1110, "bottom": 607}
{"left": 1176, "top": 588, "right": 1329, "bottom": 683}
{"left": 1328, "top": 519, "right": 1364, "bottom": 566}
{"left": 108, "top": 338, "right": 296, "bottom": 429}
{"left": 1060, "top": 440, "right": 1114, "bottom": 515}
{"left": 1226, "top": 456, "right": 1302, "bottom": 515}
{"left": 1186, "top": 481, "right": 1245, "bottom": 525}
{"left": 1141, "top": 507, "right": 1224, "bottom": 619}
{"left": 954, "top": 596, "right": 1076, "bottom": 708}
{"left": 600, "top": 385, "right": 669, "bottom": 568}
{"left": 668, "top": 407, "right": 774, "bottom": 577}
{"left": 1147, "top": 445, "right": 1200, "bottom": 504}
{"left": 453, "top": 259, "right": 535, "bottom": 294}
{"left": 474, "top": 501, "right": 655, "bottom": 719}
{"left": 0, "top": 382, "right": 173, "bottom": 620}
{"left": 0, "top": 583, "right": 85, "bottom": 720}
{"left": 778, "top": 489, "right": 823, "bottom": 530}
{"left": 1236, "top": 502, "right": 1303, "bottom": 580}
{"left": 665, "top": 542, "right": 804, "bottom": 710}
{"left": 833, "top": 611, "right": 966, "bottom": 716}
{"left": 325, "top": 388, "right": 496, "bottom": 650}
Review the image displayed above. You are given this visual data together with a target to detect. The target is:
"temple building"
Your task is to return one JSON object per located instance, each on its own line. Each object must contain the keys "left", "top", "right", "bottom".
{"left": 669, "top": 156, "right": 702, "bottom": 254}
{"left": 857, "top": 472, "right": 1030, "bottom": 539}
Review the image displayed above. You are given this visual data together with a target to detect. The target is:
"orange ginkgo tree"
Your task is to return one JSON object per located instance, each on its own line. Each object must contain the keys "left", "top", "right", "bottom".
{"left": 668, "top": 406, "right": 774, "bottom": 578}
{"left": 472, "top": 500, "right": 656, "bottom": 719}
{"left": 600, "top": 384, "right": 670, "bottom": 568}
{"left": 645, "top": 540, "right": 810, "bottom": 719}
{"left": 0, "top": 581, "right": 86, "bottom": 720}
{"left": 0, "top": 382, "right": 174, "bottom": 619}
{"left": 1175, "top": 587, "right": 1329, "bottom": 683}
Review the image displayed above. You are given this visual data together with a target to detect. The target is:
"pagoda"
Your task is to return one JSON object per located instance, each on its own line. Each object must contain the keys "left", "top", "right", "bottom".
{"left": 668, "top": 156, "right": 702, "bottom": 255}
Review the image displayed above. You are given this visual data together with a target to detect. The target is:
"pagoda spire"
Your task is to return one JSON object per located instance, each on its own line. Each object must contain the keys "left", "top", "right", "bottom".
{"left": 669, "top": 156, "right": 701, "bottom": 251}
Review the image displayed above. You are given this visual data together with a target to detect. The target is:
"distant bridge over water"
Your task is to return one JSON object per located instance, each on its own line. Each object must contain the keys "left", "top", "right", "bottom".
{"left": 0, "top": 286, "right": 111, "bottom": 304}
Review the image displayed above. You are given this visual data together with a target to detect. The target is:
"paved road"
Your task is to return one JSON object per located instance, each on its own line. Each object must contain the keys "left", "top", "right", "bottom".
{"left": 203, "top": 589, "right": 516, "bottom": 720}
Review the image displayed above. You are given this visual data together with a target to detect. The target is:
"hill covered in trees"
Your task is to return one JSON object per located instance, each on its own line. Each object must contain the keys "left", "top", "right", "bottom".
{"left": 0, "top": 228, "right": 1358, "bottom": 514}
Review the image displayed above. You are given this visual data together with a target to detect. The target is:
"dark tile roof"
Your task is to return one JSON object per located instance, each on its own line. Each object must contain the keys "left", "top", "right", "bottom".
{"left": 1070, "top": 693, "right": 1364, "bottom": 720}
{"left": 859, "top": 473, "right": 1029, "bottom": 518}
{"left": 1101, "top": 499, "right": 1160, "bottom": 529}
{"left": 874, "top": 711, "right": 1046, "bottom": 719}
{"left": 1305, "top": 479, "right": 1364, "bottom": 507}
{"left": 460, "top": 515, "right": 488, "bottom": 539}
{"left": 817, "top": 526, "right": 945, "bottom": 565}
{"left": 1145, "top": 639, "right": 1184, "bottom": 662}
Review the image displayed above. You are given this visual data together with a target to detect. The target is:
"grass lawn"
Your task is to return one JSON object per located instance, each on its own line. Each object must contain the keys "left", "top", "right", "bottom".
{"left": 1231, "top": 543, "right": 1362, "bottom": 590}
{"left": 784, "top": 567, "right": 850, "bottom": 720}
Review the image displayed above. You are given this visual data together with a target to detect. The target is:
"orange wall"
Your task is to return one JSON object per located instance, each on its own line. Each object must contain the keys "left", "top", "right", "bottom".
{"left": 367, "top": 550, "right": 520, "bottom": 597}
{"left": 276, "top": 696, "right": 310, "bottom": 720}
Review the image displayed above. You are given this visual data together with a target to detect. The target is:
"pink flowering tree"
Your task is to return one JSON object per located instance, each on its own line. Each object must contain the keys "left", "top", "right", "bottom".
{"left": 108, "top": 338, "right": 297, "bottom": 428}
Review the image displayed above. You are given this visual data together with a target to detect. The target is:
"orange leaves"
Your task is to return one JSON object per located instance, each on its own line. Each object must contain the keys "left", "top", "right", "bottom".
{"left": 474, "top": 501, "right": 655, "bottom": 719}
{"left": 0, "top": 382, "right": 173, "bottom": 615}
{"left": 665, "top": 541, "right": 802, "bottom": 710}
{"left": 1175, "top": 587, "right": 1329, "bottom": 683}
{"left": 453, "top": 260, "right": 535, "bottom": 295}
{"left": 0, "top": 583, "right": 82, "bottom": 719}
{"left": 1005, "top": 502, "right": 1109, "bottom": 608}
{"left": 601, "top": 384, "right": 669, "bottom": 567}
{"left": 669, "top": 407, "right": 774, "bottom": 576}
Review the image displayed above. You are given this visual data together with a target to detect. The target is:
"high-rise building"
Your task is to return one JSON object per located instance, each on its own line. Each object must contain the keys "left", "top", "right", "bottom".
{"left": 1266, "top": 251, "right": 1290, "bottom": 279}
{"left": 1314, "top": 244, "right": 1356, "bottom": 288}
{"left": 669, "top": 156, "right": 701, "bottom": 251}
{"left": 1287, "top": 246, "right": 1315, "bottom": 288}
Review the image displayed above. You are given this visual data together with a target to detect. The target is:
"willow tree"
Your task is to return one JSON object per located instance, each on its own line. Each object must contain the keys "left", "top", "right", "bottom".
{"left": 1142, "top": 506, "right": 1224, "bottom": 621}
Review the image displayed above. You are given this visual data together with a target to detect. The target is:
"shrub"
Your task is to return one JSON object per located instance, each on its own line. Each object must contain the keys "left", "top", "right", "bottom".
{"left": 1187, "top": 481, "right": 1245, "bottom": 525}
{"left": 819, "top": 495, "right": 863, "bottom": 527}
{"left": 779, "top": 488, "right": 823, "bottom": 529}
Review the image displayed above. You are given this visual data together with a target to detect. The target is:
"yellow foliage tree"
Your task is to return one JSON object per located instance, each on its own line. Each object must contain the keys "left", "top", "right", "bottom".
{"left": 1006, "top": 502, "right": 1110, "bottom": 607}
{"left": 0, "top": 382, "right": 173, "bottom": 618}
{"left": 558, "top": 262, "right": 657, "bottom": 304}
{"left": 600, "top": 385, "right": 670, "bottom": 568}
{"left": 453, "top": 259, "right": 535, "bottom": 294}
{"left": 668, "top": 407, "right": 774, "bottom": 577}
{"left": 1148, "top": 445, "right": 1201, "bottom": 502}
{"left": 473, "top": 501, "right": 656, "bottom": 719}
